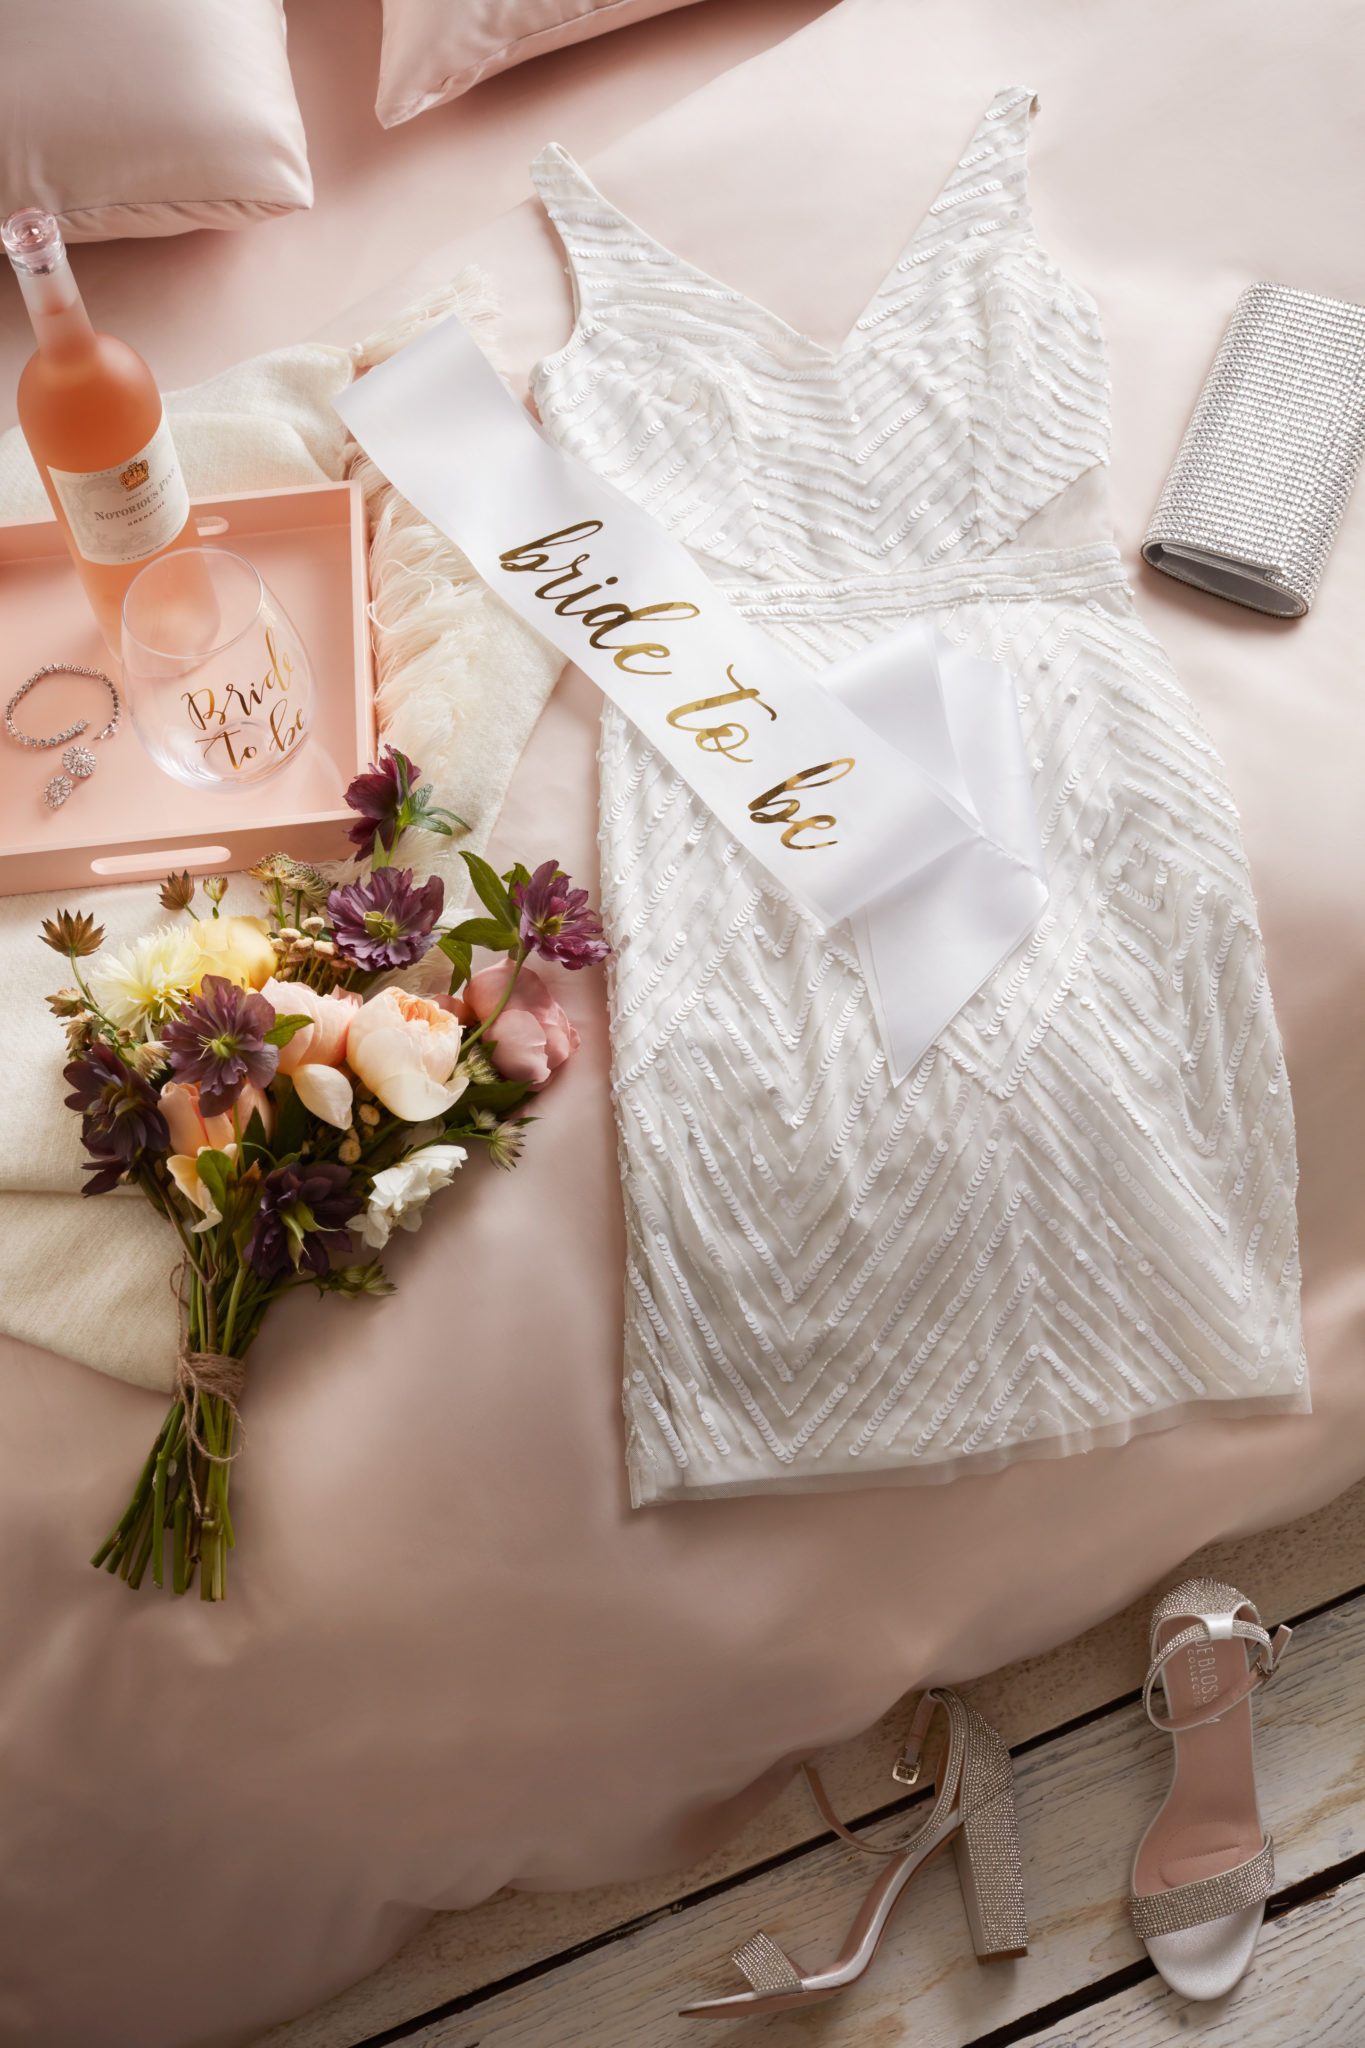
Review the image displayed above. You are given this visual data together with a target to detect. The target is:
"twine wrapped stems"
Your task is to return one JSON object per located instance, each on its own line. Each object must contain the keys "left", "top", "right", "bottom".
{"left": 91, "top": 1269, "right": 251, "bottom": 1601}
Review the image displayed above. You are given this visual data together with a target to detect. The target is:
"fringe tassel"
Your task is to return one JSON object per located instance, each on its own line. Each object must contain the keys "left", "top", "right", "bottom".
{"left": 340, "top": 270, "right": 565, "bottom": 973}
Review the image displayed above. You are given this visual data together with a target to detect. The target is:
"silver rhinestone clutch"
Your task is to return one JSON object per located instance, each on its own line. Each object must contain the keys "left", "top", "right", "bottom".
{"left": 1142, "top": 282, "right": 1365, "bottom": 617}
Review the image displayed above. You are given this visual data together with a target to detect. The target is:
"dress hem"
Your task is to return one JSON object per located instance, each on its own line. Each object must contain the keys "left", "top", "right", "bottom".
{"left": 628, "top": 1381, "right": 1313, "bottom": 1507}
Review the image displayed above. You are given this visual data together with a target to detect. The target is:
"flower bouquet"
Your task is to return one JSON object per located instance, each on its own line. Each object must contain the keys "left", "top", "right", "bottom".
{"left": 40, "top": 747, "right": 606, "bottom": 1600}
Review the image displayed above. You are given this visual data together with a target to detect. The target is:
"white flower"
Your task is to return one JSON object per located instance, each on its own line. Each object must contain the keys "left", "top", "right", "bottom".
{"left": 293, "top": 1062, "right": 354, "bottom": 1129}
{"left": 91, "top": 923, "right": 202, "bottom": 1035}
{"left": 348, "top": 1143, "right": 467, "bottom": 1251}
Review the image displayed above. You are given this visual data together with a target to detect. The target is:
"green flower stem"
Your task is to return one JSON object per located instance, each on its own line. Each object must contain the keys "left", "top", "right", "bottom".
{"left": 151, "top": 1420, "right": 171, "bottom": 1588}
{"left": 65, "top": 948, "right": 122, "bottom": 1041}
{"left": 172, "top": 1491, "right": 190, "bottom": 1595}
{"left": 93, "top": 1241, "right": 259, "bottom": 1597}
{"left": 90, "top": 1418, "right": 166, "bottom": 1570}
{"left": 220, "top": 1262, "right": 247, "bottom": 1359}
{"left": 197, "top": 1395, "right": 226, "bottom": 1603}
{"left": 124, "top": 1502, "right": 156, "bottom": 1589}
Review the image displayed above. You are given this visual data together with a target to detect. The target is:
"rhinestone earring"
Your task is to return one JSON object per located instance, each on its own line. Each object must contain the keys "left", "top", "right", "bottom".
{"left": 3, "top": 662, "right": 121, "bottom": 809}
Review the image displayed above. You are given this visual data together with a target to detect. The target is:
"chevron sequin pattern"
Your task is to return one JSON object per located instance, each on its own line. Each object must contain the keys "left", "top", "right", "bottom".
{"left": 530, "top": 89, "right": 1306, "bottom": 1504}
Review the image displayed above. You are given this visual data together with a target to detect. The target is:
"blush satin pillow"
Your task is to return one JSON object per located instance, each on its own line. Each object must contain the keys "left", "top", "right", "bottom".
{"left": 375, "top": 0, "right": 702, "bottom": 126}
{"left": 0, "top": 0, "right": 312, "bottom": 241}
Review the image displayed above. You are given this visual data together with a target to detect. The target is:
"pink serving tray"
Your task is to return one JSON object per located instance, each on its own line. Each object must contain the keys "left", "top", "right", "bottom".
{"left": 0, "top": 481, "right": 374, "bottom": 897}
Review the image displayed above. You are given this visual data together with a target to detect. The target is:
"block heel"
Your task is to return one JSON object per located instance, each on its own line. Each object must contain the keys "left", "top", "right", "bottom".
{"left": 956, "top": 1793, "right": 1028, "bottom": 1959}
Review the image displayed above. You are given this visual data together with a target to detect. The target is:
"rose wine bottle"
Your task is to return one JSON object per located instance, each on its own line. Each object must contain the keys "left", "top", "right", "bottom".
{"left": 3, "top": 207, "right": 197, "bottom": 655}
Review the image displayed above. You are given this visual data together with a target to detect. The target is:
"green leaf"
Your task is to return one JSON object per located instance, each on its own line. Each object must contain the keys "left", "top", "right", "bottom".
{"left": 321, "top": 1260, "right": 396, "bottom": 1299}
{"left": 461, "top": 850, "right": 515, "bottom": 925}
{"left": 264, "top": 1012, "right": 312, "bottom": 1048}
{"left": 194, "top": 1148, "right": 235, "bottom": 1214}
{"left": 503, "top": 861, "right": 532, "bottom": 893}
{"left": 273, "top": 1075, "right": 308, "bottom": 1159}
{"left": 450, "top": 915, "right": 519, "bottom": 952}
{"left": 462, "top": 1077, "right": 533, "bottom": 1114}
{"left": 438, "top": 937, "right": 472, "bottom": 993}
{"left": 239, "top": 1106, "right": 271, "bottom": 1166}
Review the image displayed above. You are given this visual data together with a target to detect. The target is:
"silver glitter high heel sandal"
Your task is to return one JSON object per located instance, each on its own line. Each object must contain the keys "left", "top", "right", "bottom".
{"left": 679, "top": 1688, "right": 1026, "bottom": 2018}
{"left": 1130, "top": 1579, "right": 1291, "bottom": 1999}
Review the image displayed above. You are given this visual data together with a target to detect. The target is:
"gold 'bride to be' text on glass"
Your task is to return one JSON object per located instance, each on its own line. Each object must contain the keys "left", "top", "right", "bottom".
{"left": 181, "top": 627, "right": 305, "bottom": 774}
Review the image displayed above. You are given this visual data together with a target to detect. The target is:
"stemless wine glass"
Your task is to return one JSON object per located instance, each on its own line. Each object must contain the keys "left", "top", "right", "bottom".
{"left": 121, "top": 546, "right": 314, "bottom": 789}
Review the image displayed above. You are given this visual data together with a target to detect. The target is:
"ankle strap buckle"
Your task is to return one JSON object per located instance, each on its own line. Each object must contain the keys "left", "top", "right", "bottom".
{"left": 1258, "top": 1622, "right": 1293, "bottom": 1677}
{"left": 890, "top": 1688, "right": 943, "bottom": 1788}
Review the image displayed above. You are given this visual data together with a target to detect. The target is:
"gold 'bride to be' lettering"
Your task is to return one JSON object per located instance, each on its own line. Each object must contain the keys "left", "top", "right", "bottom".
{"left": 498, "top": 522, "right": 850, "bottom": 849}
{"left": 666, "top": 666, "right": 776, "bottom": 763}
{"left": 747, "top": 759, "right": 855, "bottom": 849}
{"left": 498, "top": 522, "right": 699, "bottom": 675}
{"left": 180, "top": 627, "right": 303, "bottom": 773}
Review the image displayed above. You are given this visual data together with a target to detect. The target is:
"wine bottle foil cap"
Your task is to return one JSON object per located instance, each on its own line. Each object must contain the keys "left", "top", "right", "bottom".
{"left": 3, "top": 208, "right": 63, "bottom": 275}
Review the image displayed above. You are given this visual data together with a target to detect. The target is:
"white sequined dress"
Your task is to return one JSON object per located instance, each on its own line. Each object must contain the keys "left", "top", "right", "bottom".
{"left": 529, "top": 88, "right": 1308, "bottom": 1505}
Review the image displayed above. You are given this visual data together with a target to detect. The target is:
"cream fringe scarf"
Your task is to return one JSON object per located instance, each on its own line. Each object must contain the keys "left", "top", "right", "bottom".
{"left": 348, "top": 274, "right": 562, "bottom": 927}
{"left": 0, "top": 271, "right": 563, "bottom": 1387}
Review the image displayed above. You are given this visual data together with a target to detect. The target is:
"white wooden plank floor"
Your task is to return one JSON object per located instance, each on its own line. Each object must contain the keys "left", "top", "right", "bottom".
{"left": 356, "top": 1589, "right": 1365, "bottom": 2047}
{"left": 1015, "top": 1876, "right": 1365, "bottom": 2047}
{"left": 258, "top": 1479, "right": 1365, "bottom": 2048}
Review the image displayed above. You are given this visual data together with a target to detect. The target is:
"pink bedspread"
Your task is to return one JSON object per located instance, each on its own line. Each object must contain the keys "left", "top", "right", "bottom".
{"left": 3, "top": 3, "right": 1364, "bottom": 2044}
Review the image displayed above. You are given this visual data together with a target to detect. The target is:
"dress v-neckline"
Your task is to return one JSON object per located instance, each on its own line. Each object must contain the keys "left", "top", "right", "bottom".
{"left": 534, "top": 88, "right": 1031, "bottom": 367}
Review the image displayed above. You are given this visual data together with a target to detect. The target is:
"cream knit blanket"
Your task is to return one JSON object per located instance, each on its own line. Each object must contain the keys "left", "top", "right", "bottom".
{"left": 0, "top": 276, "right": 562, "bottom": 1389}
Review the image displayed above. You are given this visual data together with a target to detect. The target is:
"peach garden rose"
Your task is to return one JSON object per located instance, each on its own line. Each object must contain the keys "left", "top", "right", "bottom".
{"left": 259, "top": 978, "right": 361, "bottom": 1128}
{"left": 258, "top": 978, "right": 359, "bottom": 1073}
{"left": 346, "top": 985, "right": 466, "bottom": 1121}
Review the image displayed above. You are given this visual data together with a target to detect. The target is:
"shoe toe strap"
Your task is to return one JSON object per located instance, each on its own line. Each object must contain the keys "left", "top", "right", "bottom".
{"left": 732, "top": 1931, "right": 804, "bottom": 1994}
{"left": 1130, "top": 1837, "right": 1275, "bottom": 1940}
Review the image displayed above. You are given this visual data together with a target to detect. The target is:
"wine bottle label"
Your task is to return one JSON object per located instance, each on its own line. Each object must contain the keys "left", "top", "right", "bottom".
{"left": 47, "top": 416, "right": 190, "bottom": 568}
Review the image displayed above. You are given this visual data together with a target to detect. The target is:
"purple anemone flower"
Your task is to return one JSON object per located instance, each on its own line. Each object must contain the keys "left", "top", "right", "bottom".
{"left": 342, "top": 745, "right": 415, "bottom": 860}
{"left": 160, "top": 974, "right": 278, "bottom": 1118}
{"left": 79, "top": 1140, "right": 134, "bottom": 1198}
{"left": 327, "top": 866, "right": 444, "bottom": 972}
{"left": 512, "top": 860, "right": 608, "bottom": 970}
{"left": 248, "top": 1160, "right": 355, "bottom": 1280}
{"left": 64, "top": 1041, "right": 170, "bottom": 1194}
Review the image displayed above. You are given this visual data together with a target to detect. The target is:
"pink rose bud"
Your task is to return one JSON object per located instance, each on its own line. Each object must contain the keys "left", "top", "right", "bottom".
{"left": 461, "top": 959, "right": 580, "bottom": 1090}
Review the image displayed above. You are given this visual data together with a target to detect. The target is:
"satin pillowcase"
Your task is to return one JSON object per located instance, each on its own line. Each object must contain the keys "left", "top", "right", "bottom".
{"left": 0, "top": 0, "right": 312, "bottom": 240}
{"left": 375, "top": 0, "right": 701, "bottom": 126}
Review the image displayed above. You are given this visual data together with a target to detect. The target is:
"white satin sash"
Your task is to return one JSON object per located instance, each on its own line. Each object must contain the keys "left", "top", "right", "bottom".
{"left": 334, "top": 317, "right": 1047, "bottom": 1079}
{"left": 828, "top": 627, "right": 1049, "bottom": 1077}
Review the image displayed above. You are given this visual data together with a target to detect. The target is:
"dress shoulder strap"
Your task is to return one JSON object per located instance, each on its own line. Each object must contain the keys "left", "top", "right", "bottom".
{"left": 530, "top": 143, "right": 674, "bottom": 321}
{"left": 920, "top": 86, "right": 1039, "bottom": 244}
{"left": 529, "top": 141, "right": 595, "bottom": 230}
